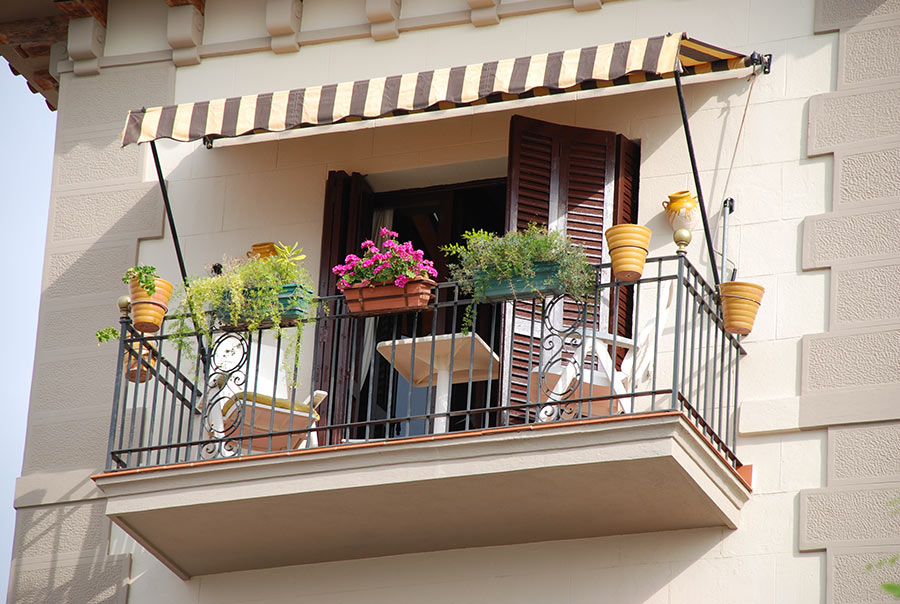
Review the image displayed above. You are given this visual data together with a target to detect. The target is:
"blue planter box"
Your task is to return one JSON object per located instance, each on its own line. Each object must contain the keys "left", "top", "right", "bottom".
{"left": 476, "top": 261, "right": 564, "bottom": 302}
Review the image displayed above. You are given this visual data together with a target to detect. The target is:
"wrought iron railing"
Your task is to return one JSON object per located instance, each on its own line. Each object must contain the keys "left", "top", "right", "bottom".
{"left": 104, "top": 254, "right": 745, "bottom": 472}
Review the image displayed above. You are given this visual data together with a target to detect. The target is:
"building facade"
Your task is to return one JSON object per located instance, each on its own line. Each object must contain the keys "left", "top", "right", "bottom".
{"left": 3, "top": 0, "right": 900, "bottom": 602}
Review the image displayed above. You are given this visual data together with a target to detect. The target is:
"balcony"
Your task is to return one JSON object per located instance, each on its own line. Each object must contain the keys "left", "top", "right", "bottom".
{"left": 92, "top": 255, "right": 751, "bottom": 579}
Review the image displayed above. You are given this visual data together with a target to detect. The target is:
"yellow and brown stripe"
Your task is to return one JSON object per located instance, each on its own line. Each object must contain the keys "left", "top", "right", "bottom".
{"left": 122, "top": 33, "right": 749, "bottom": 146}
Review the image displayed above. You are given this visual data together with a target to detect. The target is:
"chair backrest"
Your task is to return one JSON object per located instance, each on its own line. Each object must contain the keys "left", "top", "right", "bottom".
{"left": 620, "top": 280, "right": 675, "bottom": 390}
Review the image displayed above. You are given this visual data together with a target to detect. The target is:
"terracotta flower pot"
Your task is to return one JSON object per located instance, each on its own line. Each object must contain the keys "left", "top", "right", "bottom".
{"left": 342, "top": 278, "right": 436, "bottom": 316}
{"left": 719, "top": 281, "right": 764, "bottom": 335}
{"left": 662, "top": 190, "right": 700, "bottom": 231}
{"left": 605, "top": 224, "right": 652, "bottom": 282}
{"left": 129, "top": 277, "right": 173, "bottom": 333}
{"left": 125, "top": 344, "right": 158, "bottom": 383}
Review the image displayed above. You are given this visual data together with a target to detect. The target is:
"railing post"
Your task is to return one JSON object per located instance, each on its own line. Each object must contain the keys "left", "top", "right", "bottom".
{"left": 671, "top": 232, "right": 690, "bottom": 411}
{"left": 106, "top": 296, "right": 132, "bottom": 471}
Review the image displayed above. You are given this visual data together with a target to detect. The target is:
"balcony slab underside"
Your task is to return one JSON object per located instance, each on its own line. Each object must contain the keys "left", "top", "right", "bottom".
{"left": 93, "top": 413, "right": 750, "bottom": 579}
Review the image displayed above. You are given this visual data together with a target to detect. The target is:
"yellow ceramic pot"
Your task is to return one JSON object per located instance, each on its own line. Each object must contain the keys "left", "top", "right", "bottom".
{"left": 248, "top": 242, "right": 278, "bottom": 259}
{"left": 662, "top": 191, "right": 700, "bottom": 231}
{"left": 129, "top": 277, "right": 173, "bottom": 333}
{"left": 605, "top": 224, "right": 652, "bottom": 282}
{"left": 719, "top": 281, "right": 764, "bottom": 335}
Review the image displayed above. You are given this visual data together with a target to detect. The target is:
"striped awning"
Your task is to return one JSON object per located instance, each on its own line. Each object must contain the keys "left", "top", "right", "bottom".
{"left": 122, "top": 32, "right": 751, "bottom": 146}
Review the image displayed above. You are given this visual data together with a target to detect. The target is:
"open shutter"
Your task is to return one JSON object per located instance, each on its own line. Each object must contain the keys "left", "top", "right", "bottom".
{"left": 315, "top": 171, "right": 372, "bottom": 444}
{"left": 504, "top": 116, "right": 616, "bottom": 420}
{"left": 609, "top": 135, "right": 641, "bottom": 369}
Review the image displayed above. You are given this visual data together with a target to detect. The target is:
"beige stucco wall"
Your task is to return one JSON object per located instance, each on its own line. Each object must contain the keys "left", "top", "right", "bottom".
{"left": 14, "top": 0, "right": 900, "bottom": 602}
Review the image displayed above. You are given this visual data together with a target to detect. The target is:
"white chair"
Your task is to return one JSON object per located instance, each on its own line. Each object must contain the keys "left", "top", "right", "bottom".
{"left": 536, "top": 280, "right": 675, "bottom": 420}
{"left": 207, "top": 390, "right": 327, "bottom": 453}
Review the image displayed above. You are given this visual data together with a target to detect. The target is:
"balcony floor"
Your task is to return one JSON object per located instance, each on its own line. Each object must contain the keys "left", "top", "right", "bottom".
{"left": 93, "top": 411, "right": 751, "bottom": 579}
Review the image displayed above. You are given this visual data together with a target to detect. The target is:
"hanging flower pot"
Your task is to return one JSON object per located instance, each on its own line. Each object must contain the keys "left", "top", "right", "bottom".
{"left": 605, "top": 224, "right": 652, "bottom": 282}
{"left": 662, "top": 190, "right": 700, "bottom": 231}
{"left": 125, "top": 344, "right": 158, "bottom": 383}
{"left": 441, "top": 225, "right": 591, "bottom": 305}
{"left": 125, "top": 267, "right": 173, "bottom": 333}
{"left": 215, "top": 283, "right": 313, "bottom": 328}
{"left": 719, "top": 281, "right": 764, "bottom": 335}
{"left": 334, "top": 227, "right": 439, "bottom": 316}
{"left": 342, "top": 278, "right": 437, "bottom": 316}
{"left": 476, "top": 261, "right": 565, "bottom": 302}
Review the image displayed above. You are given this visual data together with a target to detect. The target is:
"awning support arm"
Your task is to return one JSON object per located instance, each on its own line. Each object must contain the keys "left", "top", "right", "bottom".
{"left": 150, "top": 140, "right": 189, "bottom": 287}
{"left": 149, "top": 141, "right": 208, "bottom": 365}
{"left": 673, "top": 68, "right": 720, "bottom": 288}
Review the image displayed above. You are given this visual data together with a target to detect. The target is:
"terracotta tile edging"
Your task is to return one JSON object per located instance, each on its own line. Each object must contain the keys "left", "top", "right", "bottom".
{"left": 91, "top": 409, "right": 750, "bottom": 491}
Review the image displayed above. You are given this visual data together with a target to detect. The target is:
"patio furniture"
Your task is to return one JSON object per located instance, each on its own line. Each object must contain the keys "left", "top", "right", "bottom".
{"left": 376, "top": 333, "right": 500, "bottom": 434}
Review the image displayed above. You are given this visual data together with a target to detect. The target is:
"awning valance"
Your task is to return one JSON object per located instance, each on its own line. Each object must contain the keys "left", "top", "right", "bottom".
{"left": 122, "top": 32, "right": 751, "bottom": 147}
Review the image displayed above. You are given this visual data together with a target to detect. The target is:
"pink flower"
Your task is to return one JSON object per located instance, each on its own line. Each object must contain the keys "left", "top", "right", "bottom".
{"left": 380, "top": 227, "right": 399, "bottom": 239}
{"left": 394, "top": 275, "right": 409, "bottom": 287}
{"left": 360, "top": 240, "right": 374, "bottom": 249}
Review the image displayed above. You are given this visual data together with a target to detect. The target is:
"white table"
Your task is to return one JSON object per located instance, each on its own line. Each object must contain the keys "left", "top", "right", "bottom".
{"left": 376, "top": 333, "right": 500, "bottom": 434}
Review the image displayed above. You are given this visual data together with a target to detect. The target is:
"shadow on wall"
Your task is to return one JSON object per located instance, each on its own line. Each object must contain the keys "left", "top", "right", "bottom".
{"left": 8, "top": 484, "right": 130, "bottom": 603}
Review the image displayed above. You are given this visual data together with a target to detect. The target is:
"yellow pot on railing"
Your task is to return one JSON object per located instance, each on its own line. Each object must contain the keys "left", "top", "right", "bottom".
{"left": 719, "top": 281, "right": 764, "bottom": 335}
{"left": 129, "top": 278, "right": 173, "bottom": 333}
{"left": 662, "top": 190, "right": 700, "bottom": 231}
{"left": 247, "top": 241, "right": 278, "bottom": 259}
{"left": 605, "top": 224, "right": 652, "bottom": 282}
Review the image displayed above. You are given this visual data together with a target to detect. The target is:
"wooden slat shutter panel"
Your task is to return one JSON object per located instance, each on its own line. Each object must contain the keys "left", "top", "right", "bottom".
{"left": 506, "top": 117, "right": 554, "bottom": 414}
{"left": 609, "top": 135, "right": 641, "bottom": 369}
{"left": 315, "top": 171, "right": 372, "bottom": 444}
{"left": 504, "top": 116, "right": 616, "bottom": 420}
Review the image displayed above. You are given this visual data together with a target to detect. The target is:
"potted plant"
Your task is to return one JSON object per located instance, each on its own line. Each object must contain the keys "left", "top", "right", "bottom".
{"left": 604, "top": 223, "right": 652, "bottom": 282}
{"left": 333, "top": 227, "right": 438, "bottom": 316}
{"left": 442, "top": 223, "right": 592, "bottom": 303}
{"left": 95, "top": 325, "right": 158, "bottom": 384}
{"left": 719, "top": 281, "right": 764, "bottom": 335}
{"left": 124, "top": 265, "right": 173, "bottom": 332}
{"left": 171, "top": 241, "right": 315, "bottom": 338}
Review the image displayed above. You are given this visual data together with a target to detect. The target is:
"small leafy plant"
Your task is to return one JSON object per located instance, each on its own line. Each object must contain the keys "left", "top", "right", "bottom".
{"left": 442, "top": 223, "right": 592, "bottom": 302}
{"left": 167, "top": 243, "right": 316, "bottom": 386}
{"left": 123, "top": 265, "right": 159, "bottom": 296}
{"left": 332, "top": 227, "right": 438, "bottom": 290}
{"left": 172, "top": 241, "right": 315, "bottom": 338}
{"left": 95, "top": 327, "right": 120, "bottom": 345}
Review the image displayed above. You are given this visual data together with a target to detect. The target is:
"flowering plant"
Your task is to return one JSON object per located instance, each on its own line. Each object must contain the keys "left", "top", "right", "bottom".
{"left": 332, "top": 227, "right": 438, "bottom": 290}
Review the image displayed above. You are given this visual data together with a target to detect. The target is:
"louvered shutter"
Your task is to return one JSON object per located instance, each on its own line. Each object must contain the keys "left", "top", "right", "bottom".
{"left": 609, "top": 135, "right": 641, "bottom": 369}
{"left": 315, "top": 171, "right": 372, "bottom": 444}
{"left": 504, "top": 116, "right": 618, "bottom": 420}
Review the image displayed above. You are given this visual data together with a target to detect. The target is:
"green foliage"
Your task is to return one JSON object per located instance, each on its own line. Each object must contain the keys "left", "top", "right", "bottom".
{"left": 866, "top": 499, "right": 900, "bottom": 598}
{"left": 889, "top": 497, "right": 900, "bottom": 515}
{"left": 169, "top": 242, "right": 316, "bottom": 381}
{"left": 442, "top": 223, "right": 592, "bottom": 302}
{"left": 123, "top": 265, "right": 159, "bottom": 296}
{"left": 95, "top": 327, "right": 120, "bottom": 345}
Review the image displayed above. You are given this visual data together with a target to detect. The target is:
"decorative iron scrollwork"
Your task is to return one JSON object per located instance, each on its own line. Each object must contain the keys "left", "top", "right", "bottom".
{"left": 534, "top": 294, "right": 597, "bottom": 422}
{"left": 199, "top": 331, "right": 250, "bottom": 459}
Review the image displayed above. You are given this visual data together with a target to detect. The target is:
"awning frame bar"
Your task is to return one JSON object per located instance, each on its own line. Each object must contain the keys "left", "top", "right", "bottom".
{"left": 673, "top": 68, "right": 721, "bottom": 288}
{"left": 149, "top": 139, "right": 208, "bottom": 363}
{"left": 671, "top": 51, "right": 770, "bottom": 290}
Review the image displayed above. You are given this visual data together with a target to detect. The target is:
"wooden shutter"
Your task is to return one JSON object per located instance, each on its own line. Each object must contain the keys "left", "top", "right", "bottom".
{"left": 504, "top": 116, "right": 616, "bottom": 419}
{"left": 315, "top": 171, "right": 372, "bottom": 444}
{"left": 609, "top": 135, "right": 641, "bottom": 369}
